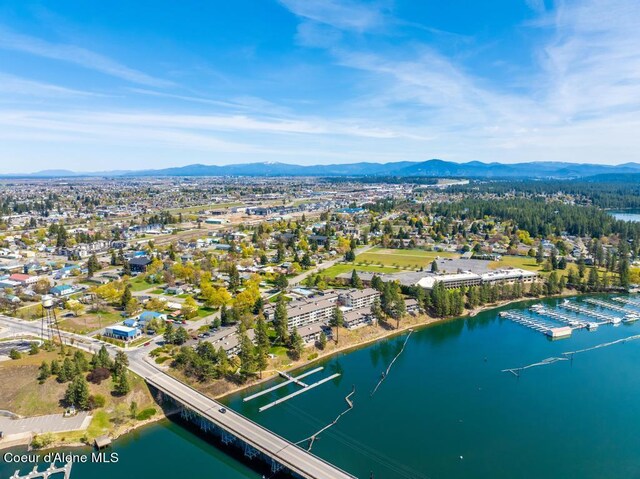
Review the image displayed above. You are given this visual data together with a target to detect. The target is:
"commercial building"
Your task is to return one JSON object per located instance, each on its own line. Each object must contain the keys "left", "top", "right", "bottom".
{"left": 415, "top": 268, "right": 538, "bottom": 290}
{"left": 104, "top": 325, "right": 141, "bottom": 341}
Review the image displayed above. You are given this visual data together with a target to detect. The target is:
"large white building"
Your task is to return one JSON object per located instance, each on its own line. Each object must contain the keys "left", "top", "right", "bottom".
{"left": 416, "top": 268, "right": 537, "bottom": 290}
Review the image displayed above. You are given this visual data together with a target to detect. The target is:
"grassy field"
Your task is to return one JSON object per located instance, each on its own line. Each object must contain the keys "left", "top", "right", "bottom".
{"left": 58, "top": 310, "right": 122, "bottom": 334}
{"left": 0, "top": 347, "right": 157, "bottom": 445}
{"left": 489, "top": 255, "right": 543, "bottom": 272}
{"left": 129, "top": 277, "right": 159, "bottom": 292}
{"left": 355, "top": 247, "right": 459, "bottom": 269}
{"left": 321, "top": 263, "right": 398, "bottom": 278}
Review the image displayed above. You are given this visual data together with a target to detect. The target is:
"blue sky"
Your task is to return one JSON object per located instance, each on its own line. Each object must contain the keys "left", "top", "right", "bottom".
{"left": 1, "top": 0, "right": 639, "bottom": 172}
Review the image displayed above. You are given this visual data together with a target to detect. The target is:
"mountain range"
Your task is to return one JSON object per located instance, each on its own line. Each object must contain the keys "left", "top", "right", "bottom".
{"left": 5, "top": 160, "right": 640, "bottom": 179}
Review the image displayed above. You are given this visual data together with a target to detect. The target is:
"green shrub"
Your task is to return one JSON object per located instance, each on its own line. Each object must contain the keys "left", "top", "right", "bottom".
{"left": 136, "top": 408, "right": 157, "bottom": 421}
{"left": 31, "top": 433, "right": 54, "bottom": 449}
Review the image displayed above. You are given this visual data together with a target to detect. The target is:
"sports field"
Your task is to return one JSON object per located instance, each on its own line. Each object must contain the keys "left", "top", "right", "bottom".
{"left": 355, "top": 247, "right": 459, "bottom": 269}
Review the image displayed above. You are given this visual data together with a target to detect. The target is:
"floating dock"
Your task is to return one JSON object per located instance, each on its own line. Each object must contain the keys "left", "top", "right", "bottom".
{"left": 612, "top": 297, "right": 640, "bottom": 309}
{"left": 500, "top": 311, "right": 572, "bottom": 338}
{"left": 530, "top": 305, "right": 592, "bottom": 329}
{"left": 559, "top": 301, "right": 620, "bottom": 326}
{"left": 243, "top": 367, "right": 324, "bottom": 402}
{"left": 258, "top": 374, "right": 341, "bottom": 412}
{"left": 583, "top": 298, "right": 639, "bottom": 322}
{"left": 584, "top": 298, "right": 629, "bottom": 314}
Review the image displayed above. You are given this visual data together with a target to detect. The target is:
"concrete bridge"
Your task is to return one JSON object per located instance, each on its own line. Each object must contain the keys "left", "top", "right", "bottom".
{"left": 131, "top": 361, "right": 356, "bottom": 479}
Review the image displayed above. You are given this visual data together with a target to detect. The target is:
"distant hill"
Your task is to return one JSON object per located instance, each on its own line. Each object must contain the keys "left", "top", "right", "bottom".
{"left": 3, "top": 159, "right": 640, "bottom": 179}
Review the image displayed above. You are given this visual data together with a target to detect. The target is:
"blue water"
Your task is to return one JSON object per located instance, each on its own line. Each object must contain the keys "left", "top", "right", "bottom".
{"left": 609, "top": 209, "right": 640, "bottom": 222}
{"left": 4, "top": 294, "right": 640, "bottom": 479}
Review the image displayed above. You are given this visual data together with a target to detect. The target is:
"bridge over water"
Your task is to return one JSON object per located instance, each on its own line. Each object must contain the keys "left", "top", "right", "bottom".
{"left": 133, "top": 361, "right": 356, "bottom": 479}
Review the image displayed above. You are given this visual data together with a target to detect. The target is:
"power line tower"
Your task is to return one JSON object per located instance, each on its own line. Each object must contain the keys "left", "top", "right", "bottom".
{"left": 41, "top": 295, "right": 64, "bottom": 347}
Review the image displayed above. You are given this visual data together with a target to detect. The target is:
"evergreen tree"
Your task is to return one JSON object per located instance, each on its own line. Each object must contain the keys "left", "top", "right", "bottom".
{"left": 87, "top": 254, "right": 100, "bottom": 277}
{"left": 120, "top": 285, "right": 132, "bottom": 309}
{"left": 330, "top": 306, "right": 344, "bottom": 343}
{"left": 350, "top": 269, "right": 363, "bottom": 289}
{"left": 318, "top": 331, "right": 328, "bottom": 350}
{"left": 273, "top": 296, "right": 289, "bottom": 344}
{"left": 431, "top": 260, "right": 439, "bottom": 273}
{"left": 64, "top": 375, "right": 90, "bottom": 410}
{"left": 163, "top": 322, "right": 175, "bottom": 345}
{"left": 114, "top": 370, "right": 131, "bottom": 396}
{"left": 38, "top": 361, "right": 51, "bottom": 382}
{"left": 289, "top": 327, "right": 304, "bottom": 360}
{"left": 174, "top": 326, "right": 189, "bottom": 345}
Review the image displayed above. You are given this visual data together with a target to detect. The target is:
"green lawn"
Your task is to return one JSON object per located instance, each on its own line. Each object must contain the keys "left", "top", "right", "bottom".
{"left": 196, "top": 307, "right": 216, "bottom": 318}
{"left": 129, "top": 277, "right": 159, "bottom": 292}
{"left": 321, "top": 263, "right": 398, "bottom": 278}
{"left": 489, "top": 255, "right": 543, "bottom": 272}
{"left": 355, "top": 247, "right": 459, "bottom": 269}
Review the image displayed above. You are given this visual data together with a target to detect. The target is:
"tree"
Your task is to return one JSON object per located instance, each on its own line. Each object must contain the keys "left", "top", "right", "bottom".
{"left": 289, "top": 327, "right": 304, "bottom": 360}
{"left": 125, "top": 298, "right": 140, "bottom": 316}
{"left": 67, "top": 300, "right": 84, "bottom": 317}
{"left": 350, "top": 269, "right": 363, "bottom": 289}
{"left": 536, "top": 242, "right": 545, "bottom": 264}
{"left": 113, "top": 350, "right": 129, "bottom": 377}
{"left": 318, "top": 331, "right": 327, "bottom": 350}
{"left": 275, "top": 273, "right": 289, "bottom": 291}
{"left": 330, "top": 306, "right": 344, "bottom": 344}
{"left": 29, "top": 342, "right": 39, "bottom": 355}
{"left": 163, "top": 322, "right": 175, "bottom": 344}
{"left": 64, "top": 375, "right": 90, "bottom": 410}
{"left": 91, "top": 345, "right": 113, "bottom": 370}
{"left": 238, "top": 327, "right": 256, "bottom": 376}
{"left": 122, "top": 260, "right": 132, "bottom": 277}
{"left": 38, "top": 361, "right": 51, "bottom": 382}
{"left": 182, "top": 296, "right": 198, "bottom": 320}
{"left": 87, "top": 254, "right": 100, "bottom": 277}
{"left": 114, "top": 370, "right": 131, "bottom": 396}
{"left": 228, "top": 264, "right": 240, "bottom": 292}
{"left": 120, "top": 285, "right": 132, "bottom": 309}
{"left": 255, "top": 314, "right": 270, "bottom": 378}
{"left": 174, "top": 326, "right": 189, "bottom": 345}
{"left": 619, "top": 257, "right": 631, "bottom": 290}
{"left": 273, "top": 296, "right": 289, "bottom": 344}
{"left": 431, "top": 260, "right": 439, "bottom": 273}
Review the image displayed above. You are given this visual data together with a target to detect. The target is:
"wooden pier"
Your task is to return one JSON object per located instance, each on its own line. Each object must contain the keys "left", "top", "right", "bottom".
{"left": 243, "top": 367, "right": 324, "bottom": 402}
{"left": 258, "top": 374, "right": 341, "bottom": 413}
{"left": 11, "top": 462, "right": 72, "bottom": 479}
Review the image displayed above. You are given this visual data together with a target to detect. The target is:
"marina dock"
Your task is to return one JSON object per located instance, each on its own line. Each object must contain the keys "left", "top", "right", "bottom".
{"left": 499, "top": 311, "right": 572, "bottom": 338}
{"left": 530, "top": 305, "right": 593, "bottom": 329}
{"left": 560, "top": 301, "right": 618, "bottom": 325}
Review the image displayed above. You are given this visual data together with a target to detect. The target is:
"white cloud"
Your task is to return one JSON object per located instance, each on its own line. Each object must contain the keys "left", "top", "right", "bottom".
{"left": 278, "top": 0, "right": 386, "bottom": 32}
{"left": 0, "top": 73, "right": 98, "bottom": 97}
{"left": 0, "top": 27, "right": 172, "bottom": 88}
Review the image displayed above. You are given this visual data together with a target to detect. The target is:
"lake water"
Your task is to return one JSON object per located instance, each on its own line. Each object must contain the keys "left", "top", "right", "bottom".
{"left": 609, "top": 209, "right": 640, "bottom": 222}
{"left": 4, "top": 294, "right": 640, "bottom": 479}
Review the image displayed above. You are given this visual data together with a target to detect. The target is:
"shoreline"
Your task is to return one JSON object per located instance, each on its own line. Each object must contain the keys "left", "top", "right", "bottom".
{"left": 0, "top": 289, "right": 588, "bottom": 452}
{"left": 216, "top": 290, "right": 580, "bottom": 401}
